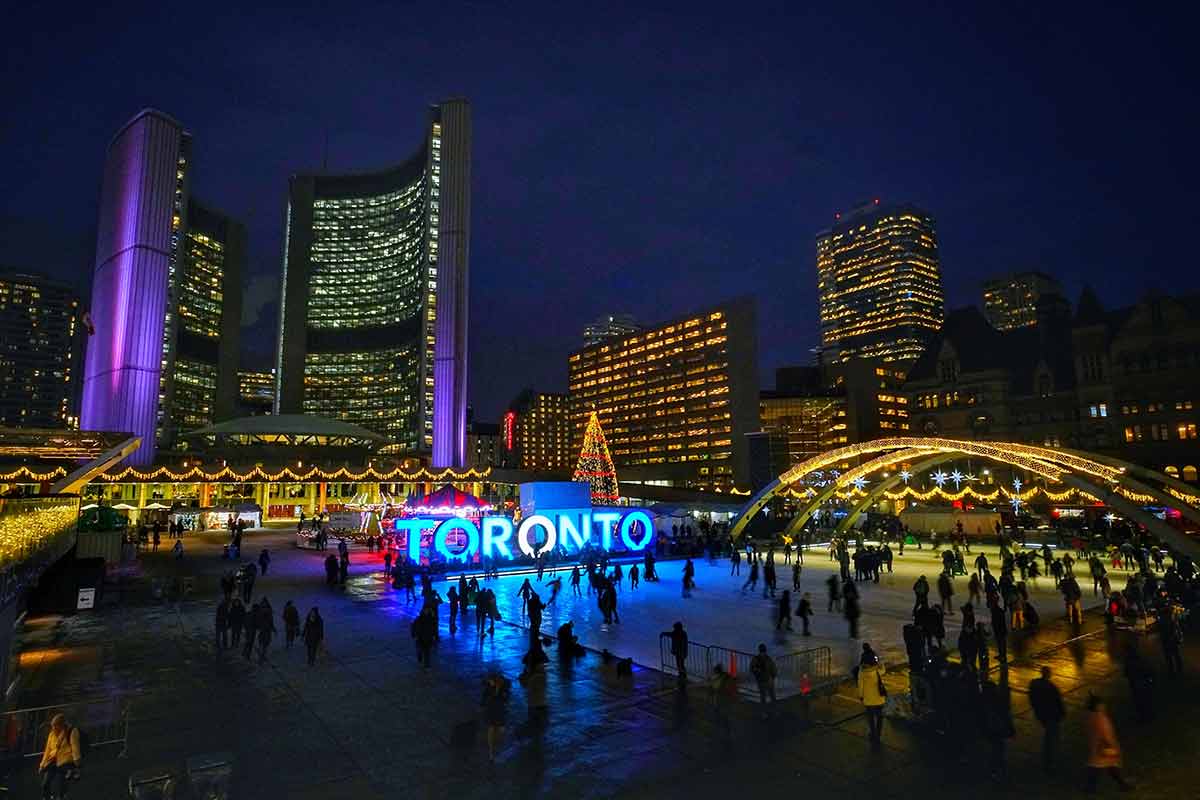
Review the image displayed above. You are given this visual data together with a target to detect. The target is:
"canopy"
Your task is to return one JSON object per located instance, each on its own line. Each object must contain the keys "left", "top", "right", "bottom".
{"left": 143, "top": 502, "right": 170, "bottom": 510}
{"left": 112, "top": 503, "right": 136, "bottom": 510}
{"left": 80, "top": 503, "right": 99, "bottom": 510}
{"left": 406, "top": 484, "right": 491, "bottom": 514}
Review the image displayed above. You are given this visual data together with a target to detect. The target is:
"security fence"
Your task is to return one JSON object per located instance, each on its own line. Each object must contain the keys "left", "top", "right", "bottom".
{"left": 659, "top": 634, "right": 836, "bottom": 699}
{"left": 0, "top": 695, "right": 129, "bottom": 762}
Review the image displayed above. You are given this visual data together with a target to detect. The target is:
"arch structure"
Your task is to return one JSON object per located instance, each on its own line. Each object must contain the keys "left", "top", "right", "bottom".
{"left": 730, "top": 437, "right": 1200, "bottom": 561}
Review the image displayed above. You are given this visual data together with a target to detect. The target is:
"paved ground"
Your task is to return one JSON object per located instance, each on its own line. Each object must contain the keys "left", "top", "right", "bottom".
{"left": 7, "top": 528, "right": 1199, "bottom": 799}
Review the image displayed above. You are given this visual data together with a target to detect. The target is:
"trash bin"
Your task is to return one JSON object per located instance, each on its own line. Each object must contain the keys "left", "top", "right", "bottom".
{"left": 187, "top": 751, "right": 233, "bottom": 800}
{"left": 129, "top": 766, "right": 176, "bottom": 799}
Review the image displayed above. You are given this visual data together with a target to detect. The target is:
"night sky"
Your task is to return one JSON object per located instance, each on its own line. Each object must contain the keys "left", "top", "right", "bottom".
{"left": 2, "top": 2, "right": 1195, "bottom": 421}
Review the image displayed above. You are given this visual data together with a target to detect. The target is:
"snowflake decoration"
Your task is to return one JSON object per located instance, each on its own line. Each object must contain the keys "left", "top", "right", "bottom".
{"left": 851, "top": 476, "right": 869, "bottom": 491}
{"left": 1009, "top": 495, "right": 1023, "bottom": 512}
{"left": 1104, "top": 512, "right": 1117, "bottom": 524}
{"left": 899, "top": 470, "right": 911, "bottom": 484}
{"left": 1012, "top": 477, "right": 1023, "bottom": 493}
{"left": 949, "top": 469, "right": 964, "bottom": 489}
{"left": 804, "top": 487, "right": 816, "bottom": 498}
{"left": 965, "top": 472, "right": 977, "bottom": 483}
{"left": 931, "top": 470, "right": 949, "bottom": 487}
{"left": 830, "top": 469, "right": 841, "bottom": 479}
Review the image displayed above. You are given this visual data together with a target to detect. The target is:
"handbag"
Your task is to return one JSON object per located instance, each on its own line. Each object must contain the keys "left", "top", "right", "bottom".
{"left": 876, "top": 671, "right": 888, "bottom": 698}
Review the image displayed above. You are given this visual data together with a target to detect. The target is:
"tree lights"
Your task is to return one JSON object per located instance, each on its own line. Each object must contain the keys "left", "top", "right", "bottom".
{"left": 571, "top": 412, "right": 619, "bottom": 504}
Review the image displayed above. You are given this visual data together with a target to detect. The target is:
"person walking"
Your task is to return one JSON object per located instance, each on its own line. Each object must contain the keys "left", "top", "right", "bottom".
{"left": 844, "top": 592, "right": 861, "bottom": 639}
{"left": 38, "top": 713, "right": 82, "bottom": 800}
{"left": 629, "top": 563, "right": 640, "bottom": 590}
{"left": 990, "top": 600, "right": 1009, "bottom": 664}
{"left": 229, "top": 597, "right": 246, "bottom": 649}
{"left": 481, "top": 674, "right": 511, "bottom": 764}
{"left": 665, "top": 622, "right": 689, "bottom": 684}
{"left": 826, "top": 573, "right": 841, "bottom": 612}
{"left": 518, "top": 578, "right": 533, "bottom": 617}
{"left": 241, "top": 563, "right": 256, "bottom": 603}
{"left": 797, "top": 592, "right": 813, "bottom": 636}
{"left": 741, "top": 557, "right": 759, "bottom": 594}
{"left": 302, "top": 607, "right": 324, "bottom": 666}
{"left": 383, "top": 549, "right": 392, "bottom": 578}
{"left": 283, "top": 600, "right": 300, "bottom": 649}
{"left": 730, "top": 547, "right": 742, "bottom": 576}
{"left": 762, "top": 557, "right": 776, "bottom": 599}
{"left": 791, "top": 560, "right": 802, "bottom": 592}
{"left": 775, "top": 590, "right": 793, "bottom": 631}
{"left": 258, "top": 548, "right": 271, "bottom": 576}
{"left": 152, "top": 528, "right": 161, "bottom": 552}
{"left": 937, "top": 572, "right": 955, "bottom": 614}
{"left": 1159, "top": 604, "right": 1184, "bottom": 676}
{"left": 447, "top": 586, "right": 460, "bottom": 634}
{"left": 242, "top": 601, "right": 258, "bottom": 661}
{"left": 857, "top": 650, "right": 887, "bottom": 745}
{"left": 256, "top": 598, "right": 276, "bottom": 663}
{"left": 682, "top": 559, "right": 695, "bottom": 597}
{"left": 412, "top": 608, "right": 437, "bottom": 668}
{"left": 1029, "top": 667, "right": 1065, "bottom": 773}
{"left": 750, "top": 644, "right": 778, "bottom": 716}
{"left": 215, "top": 599, "right": 230, "bottom": 651}
{"left": 172, "top": 538, "right": 184, "bottom": 559}
{"left": 1085, "top": 695, "right": 1132, "bottom": 792}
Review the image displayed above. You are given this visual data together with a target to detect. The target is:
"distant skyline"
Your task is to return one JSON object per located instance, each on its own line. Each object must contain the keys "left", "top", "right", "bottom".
{"left": 2, "top": 2, "right": 1195, "bottom": 421}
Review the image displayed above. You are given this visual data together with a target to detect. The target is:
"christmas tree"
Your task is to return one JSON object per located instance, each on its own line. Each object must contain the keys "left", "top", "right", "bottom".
{"left": 572, "top": 411, "right": 619, "bottom": 504}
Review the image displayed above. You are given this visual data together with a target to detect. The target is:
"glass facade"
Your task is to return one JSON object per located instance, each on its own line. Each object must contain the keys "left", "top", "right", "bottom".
{"left": 277, "top": 101, "right": 470, "bottom": 463}
{"left": 505, "top": 391, "right": 573, "bottom": 471}
{"left": 817, "top": 202, "right": 943, "bottom": 364}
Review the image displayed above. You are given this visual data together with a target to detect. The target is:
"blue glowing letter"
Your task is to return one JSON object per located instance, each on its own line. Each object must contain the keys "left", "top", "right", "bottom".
{"left": 517, "top": 514, "right": 557, "bottom": 558}
{"left": 481, "top": 516, "right": 514, "bottom": 560}
{"left": 435, "top": 518, "right": 480, "bottom": 563}
{"left": 556, "top": 511, "right": 592, "bottom": 552}
{"left": 619, "top": 510, "right": 655, "bottom": 551}
{"left": 592, "top": 511, "right": 621, "bottom": 551}
{"left": 394, "top": 519, "right": 431, "bottom": 563}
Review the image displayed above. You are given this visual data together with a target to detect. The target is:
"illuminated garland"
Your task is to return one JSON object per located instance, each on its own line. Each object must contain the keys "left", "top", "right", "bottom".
{"left": 0, "top": 466, "right": 68, "bottom": 482}
{"left": 1166, "top": 486, "right": 1200, "bottom": 507}
{"left": 97, "top": 464, "right": 492, "bottom": 484}
{"left": 0, "top": 499, "right": 77, "bottom": 568}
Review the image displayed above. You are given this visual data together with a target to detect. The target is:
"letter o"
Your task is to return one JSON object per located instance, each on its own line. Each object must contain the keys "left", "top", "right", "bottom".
{"left": 517, "top": 514, "right": 557, "bottom": 558}
{"left": 619, "top": 510, "right": 655, "bottom": 551}
{"left": 434, "top": 517, "right": 480, "bottom": 563}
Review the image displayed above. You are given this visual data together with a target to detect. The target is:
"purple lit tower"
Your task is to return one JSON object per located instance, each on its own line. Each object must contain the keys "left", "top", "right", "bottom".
{"left": 275, "top": 99, "right": 469, "bottom": 466}
{"left": 81, "top": 110, "right": 190, "bottom": 465}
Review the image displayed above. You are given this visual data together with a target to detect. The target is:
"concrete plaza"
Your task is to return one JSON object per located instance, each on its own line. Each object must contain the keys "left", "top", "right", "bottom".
{"left": 8, "top": 528, "right": 1199, "bottom": 799}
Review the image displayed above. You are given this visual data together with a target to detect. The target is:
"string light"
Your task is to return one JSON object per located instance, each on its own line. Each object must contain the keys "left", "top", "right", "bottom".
{"left": 94, "top": 464, "right": 493, "bottom": 484}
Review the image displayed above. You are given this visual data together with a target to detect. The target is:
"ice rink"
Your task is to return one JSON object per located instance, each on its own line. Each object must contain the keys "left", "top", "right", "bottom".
{"left": 472, "top": 545, "right": 1127, "bottom": 675}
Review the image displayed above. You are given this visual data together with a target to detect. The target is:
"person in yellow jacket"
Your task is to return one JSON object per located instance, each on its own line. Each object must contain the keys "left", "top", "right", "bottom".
{"left": 38, "top": 713, "right": 81, "bottom": 799}
{"left": 857, "top": 644, "right": 887, "bottom": 745}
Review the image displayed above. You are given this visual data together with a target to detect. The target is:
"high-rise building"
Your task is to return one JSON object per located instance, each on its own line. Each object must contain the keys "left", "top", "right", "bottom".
{"left": 238, "top": 369, "right": 275, "bottom": 416}
{"left": 568, "top": 298, "right": 758, "bottom": 489}
{"left": 466, "top": 420, "right": 501, "bottom": 468}
{"left": 503, "top": 390, "right": 572, "bottom": 472}
{"left": 81, "top": 110, "right": 243, "bottom": 463}
{"left": 816, "top": 201, "right": 943, "bottom": 364}
{"left": 759, "top": 390, "right": 841, "bottom": 465}
{"left": 583, "top": 313, "right": 641, "bottom": 347}
{"left": 275, "top": 99, "right": 470, "bottom": 466}
{"left": 0, "top": 271, "right": 81, "bottom": 428}
{"left": 981, "top": 271, "right": 1064, "bottom": 331}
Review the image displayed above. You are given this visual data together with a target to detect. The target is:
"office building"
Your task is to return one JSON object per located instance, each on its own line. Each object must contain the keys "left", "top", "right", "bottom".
{"left": 982, "top": 271, "right": 1064, "bottom": 331}
{"left": 466, "top": 421, "right": 501, "bottom": 468}
{"left": 583, "top": 313, "right": 641, "bottom": 347}
{"left": 759, "top": 390, "right": 842, "bottom": 465}
{"left": 503, "top": 390, "right": 573, "bottom": 472}
{"left": 238, "top": 369, "right": 275, "bottom": 416}
{"left": 0, "top": 271, "right": 81, "bottom": 428}
{"left": 81, "top": 110, "right": 243, "bottom": 463}
{"left": 275, "top": 99, "right": 470, "bottom": 467}
{"left": 567, "top": 298, "right": 758, "bottom": 489}
{"left": 816, "top": 200, "right": 944, "bottom": 364}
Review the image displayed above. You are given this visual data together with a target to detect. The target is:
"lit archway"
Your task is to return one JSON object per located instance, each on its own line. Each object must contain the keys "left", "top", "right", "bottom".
{"left": 731, "top": 437, "right": 1200, "bottom": 560}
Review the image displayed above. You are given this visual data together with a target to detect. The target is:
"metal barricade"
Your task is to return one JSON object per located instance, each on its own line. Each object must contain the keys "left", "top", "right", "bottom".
{"left": 0, "top": 696, "right": 129, "bottom": 762}
{"left": 774, "top": 646, "right": 833, "bottom": 698}
{"left": 658, "top": 633, "right": 710, "bottom": 683}
{"left": 658, "top": 636, "right": 838, "bottom": 700}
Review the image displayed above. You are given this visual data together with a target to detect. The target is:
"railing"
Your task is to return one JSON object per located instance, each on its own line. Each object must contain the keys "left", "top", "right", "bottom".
{"left": 0, "top": 696, "right": 129, "bottom": 763}
{"left": 659, "top": 635, "right": 834, "bottom": 699}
